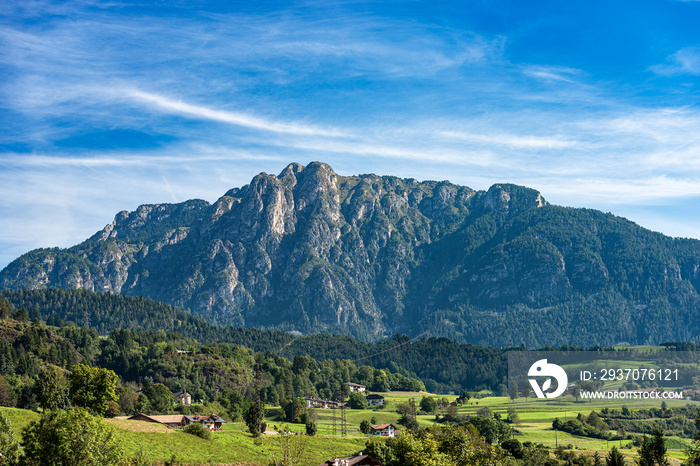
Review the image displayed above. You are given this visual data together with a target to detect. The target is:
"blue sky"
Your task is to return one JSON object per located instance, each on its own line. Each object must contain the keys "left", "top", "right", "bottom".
{"left": 1, "top": 0, "right": 700, "bottom": 270}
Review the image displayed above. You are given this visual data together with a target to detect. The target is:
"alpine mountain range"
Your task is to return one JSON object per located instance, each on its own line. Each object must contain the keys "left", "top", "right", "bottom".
{"left": 3, "top": 162, "right": 700, "bottom": 347}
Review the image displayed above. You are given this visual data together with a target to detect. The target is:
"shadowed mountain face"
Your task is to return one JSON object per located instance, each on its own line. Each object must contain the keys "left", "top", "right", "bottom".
{"left": 3, "top": 162, "right": 700, "bottom": 346}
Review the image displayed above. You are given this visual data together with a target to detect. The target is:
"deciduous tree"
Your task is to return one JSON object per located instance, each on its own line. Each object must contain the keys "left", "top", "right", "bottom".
{"left": 348, "top": 391, "right": 367, "bottom": 409}
{"left": 68, "top": 363, "right": 118, "bottom": 415}
{"left": 0, "top": 411, "right": 21, "bottom": 465}
{"left": 21, "top": 408, "right": 123, "bottom": 466}
{"left": 419, "top": 396, "right": 438, "bottom": 414}
{"left": 34, "top": 366, "right": 68, "bottom": 411}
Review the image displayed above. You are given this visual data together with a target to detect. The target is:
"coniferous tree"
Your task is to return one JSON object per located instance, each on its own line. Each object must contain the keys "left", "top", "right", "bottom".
{"left": 685, "top": 413, "right": 700, "bottom": 465}
{"left": 593, "top": 451, "right": 603, "bottom": 466}
{"left": 606, "top": 446, "right": 626, "bottom": 466}
{"left": 245, "top": 400, "right": 264, "bottom": 437}
{"left": 0, "top": 297, "right": 11, "bottom": 320}
{"left": 0, "top": 374, "right": 14, "bottom": 407}
{"left": 636, "top": 427, "right": 669, "bottom": 466}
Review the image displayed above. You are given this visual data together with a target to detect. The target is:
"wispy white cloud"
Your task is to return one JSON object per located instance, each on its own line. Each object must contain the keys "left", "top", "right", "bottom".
{"left": 521, "top": 65, "right": 584, "bottom": 83}
{"left": 127, "top": 90, "right": 347, "bottom": 137}
{"left": 649, "top": 47, "right": 700, "bottom": 76}
{"left": 538, "top": 175, "right": 700, "bottom": 204}
{"left": 0, "top": 149, "right": 285, "bottom": 169}
{"left": 436, "top": 130, "right": 577, "bottom": 149}
{"left": 3, "top": 0, "right": 700, "bottom": 270}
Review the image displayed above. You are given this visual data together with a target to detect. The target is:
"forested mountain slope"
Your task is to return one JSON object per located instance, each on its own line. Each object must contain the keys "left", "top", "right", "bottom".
{"left": 3, "top": 162, "right": 700, "bottom": 346}
{"left": 0, "top": 289, "right": 504, "bottom": 393}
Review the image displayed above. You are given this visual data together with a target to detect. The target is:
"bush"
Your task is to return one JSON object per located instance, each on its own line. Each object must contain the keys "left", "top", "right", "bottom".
{"left": 305, "top": 420, "right": 317, "bottom": 436}
{"left": 183, "top": 422, "right": 212, "bottom": 440}
{"left": 500, "top": 438, "right": 523, "bottom": 459}
{"left": 360, "top": 419, "right": 372, "bottom": 434}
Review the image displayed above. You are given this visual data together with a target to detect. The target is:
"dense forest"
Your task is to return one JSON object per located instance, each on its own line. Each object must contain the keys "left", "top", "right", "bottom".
{"left": 0, "top": 308, "right": 426, "bottom": 423}
{"left": 4, "top": 290, "right": 700, "bottom": 402}
{"left": 0, "top": 289, "right": 509, "bottom": 393}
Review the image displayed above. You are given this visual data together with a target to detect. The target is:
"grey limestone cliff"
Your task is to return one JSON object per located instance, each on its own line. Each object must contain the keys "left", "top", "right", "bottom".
{"left": 3, "top": 162, "right": 700, "bottom": 345}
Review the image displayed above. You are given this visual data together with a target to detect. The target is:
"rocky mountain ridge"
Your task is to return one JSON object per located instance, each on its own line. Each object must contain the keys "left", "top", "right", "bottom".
{"left": 3, "top": 162, "right": 700, "bottom": 346}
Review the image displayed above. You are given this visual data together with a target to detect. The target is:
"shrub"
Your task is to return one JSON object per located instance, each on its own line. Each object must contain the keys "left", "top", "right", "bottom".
{"left": 305, "top": 420, "right": 317, "bottom": 436}
{"left": 183, "top": 422, "right": 212, "bottom": 440}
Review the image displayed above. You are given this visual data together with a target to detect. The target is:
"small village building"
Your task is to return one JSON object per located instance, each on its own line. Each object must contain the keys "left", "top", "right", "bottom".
{"left": 366, "top": 393, "right": 384, "bottom": 407}
{"left": 303, "top": 396, "right": 331, "bottom": 409}
{"left": 318, "top": 453, "right": 382, "bottom": 466}
{"left": 344, "top": 382, "right": 366, "bottom": 393}
{"left": 303, "top": 396, "right": 348, "bottom": 409}
{"left": 174, "top": 390, "right": 192, "bottom": 406}
{"left": 369, "top": 423, "right": 398, "bottom": 437}
{"left": 184, "top": 414, "right": 226, "bottom": 431}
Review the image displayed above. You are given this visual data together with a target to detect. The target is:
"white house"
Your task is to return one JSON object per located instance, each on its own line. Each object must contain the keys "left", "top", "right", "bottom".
{"left": 370, "top": 423, "right": 398, "bottom": 437}
{"left": 345, "top": 382, "right": 366, "bottom": 393}
{"left": 174, "top": 390, "right": 192, "bottom": 406}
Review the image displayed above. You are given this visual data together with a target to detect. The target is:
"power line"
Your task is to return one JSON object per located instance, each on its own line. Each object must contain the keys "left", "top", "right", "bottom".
{"left": 351, "top": 331, "right": 429, "bottom": 363}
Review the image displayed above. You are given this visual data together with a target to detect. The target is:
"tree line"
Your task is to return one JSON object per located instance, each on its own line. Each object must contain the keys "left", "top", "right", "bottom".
{"left": 0, "top": 302, "right": 425, "bottom": 425}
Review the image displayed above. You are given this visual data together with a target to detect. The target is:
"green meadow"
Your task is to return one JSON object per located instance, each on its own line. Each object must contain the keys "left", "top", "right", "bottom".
{"left": 3, "top": 391, "right": 699, "bottom": 465}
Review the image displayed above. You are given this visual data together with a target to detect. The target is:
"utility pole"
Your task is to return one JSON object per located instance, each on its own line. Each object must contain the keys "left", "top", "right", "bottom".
{"left": 340, "top": 383, "right": 347, "bottom": 437}
{"left": 332, "top": 404, "right": 337, "bottom": 436}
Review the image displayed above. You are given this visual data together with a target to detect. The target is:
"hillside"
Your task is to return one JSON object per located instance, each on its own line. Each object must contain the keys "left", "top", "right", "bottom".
{"left": 0, "top": 290, "right": 505, "bottom": 393}
{"left": 3, "top": 162, "right": 700, "bottom": 346}
{"left": 0, "top": 288, "right": 295, "bottom": 350}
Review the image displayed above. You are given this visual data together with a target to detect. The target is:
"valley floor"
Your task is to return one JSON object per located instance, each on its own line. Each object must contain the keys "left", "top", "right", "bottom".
{"left": 3, "top": 391, "right": 698, "bottom": 465}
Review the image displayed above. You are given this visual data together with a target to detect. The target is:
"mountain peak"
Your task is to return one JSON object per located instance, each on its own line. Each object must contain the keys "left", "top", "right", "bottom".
{"left": 2, "top": 162, "right": 699, "bottom": 347}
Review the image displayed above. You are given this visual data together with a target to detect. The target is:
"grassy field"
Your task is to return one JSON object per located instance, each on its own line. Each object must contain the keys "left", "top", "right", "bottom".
{"left": 2, "top": 391, "right": 698, "bottom": 465}
{"left": 458, "top": 394, "right": 697, "bottom": 465}
{"left": 311, "top": 391, "right": 698, "bottom": 465}
{"left": 107, "top": 419, "right": 368, "bottom": 465}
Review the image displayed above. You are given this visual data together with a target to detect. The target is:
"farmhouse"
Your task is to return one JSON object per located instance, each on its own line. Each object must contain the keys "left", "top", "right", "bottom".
{"left": 184, "top": 414, "right": 226, "bottom": 431}
{"left": 366, "top": 393, "right": 384, "bottom": 407}
{"left": 369, "top": 423, "right": 398, "bottom": 437}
